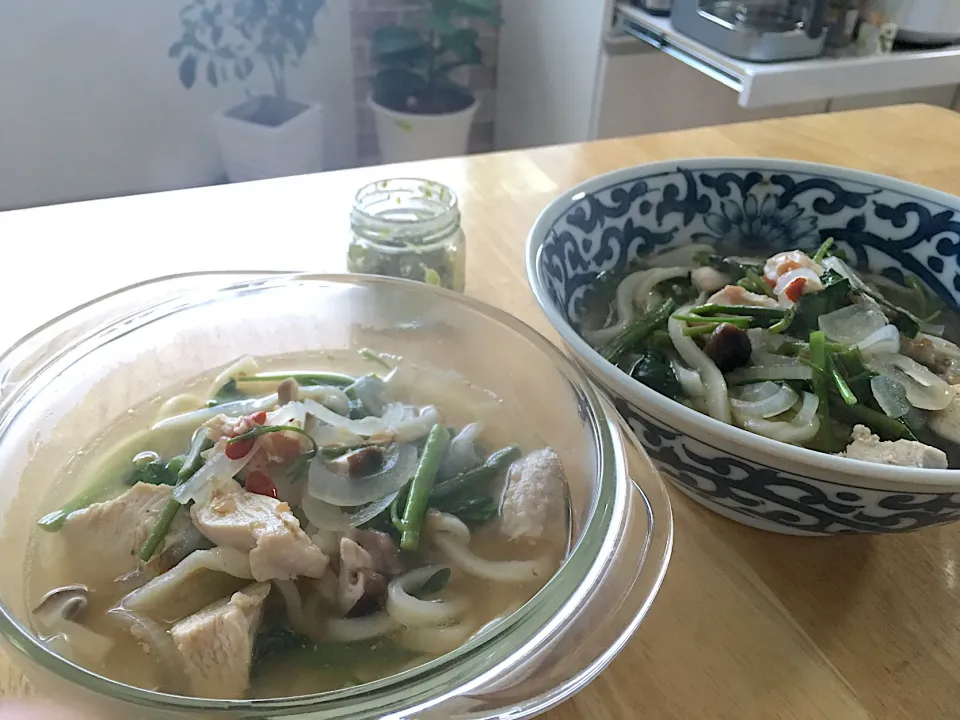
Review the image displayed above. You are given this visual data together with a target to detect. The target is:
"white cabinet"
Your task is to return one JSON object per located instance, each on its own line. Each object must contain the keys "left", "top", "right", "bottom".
{"left": 594, "top": 46, "right": 829, "bottom": 140}
{"left": 828, "top": 84, "right": 959, "bottom": 112}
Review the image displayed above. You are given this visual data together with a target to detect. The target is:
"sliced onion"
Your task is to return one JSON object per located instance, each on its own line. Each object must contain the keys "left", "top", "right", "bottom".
{"left": 298, "top": 386, "right": 350, "bottom": 416}
{"left": 394, "top": 406, "right": 442, "bottom": 443}
{"left": 791, "top": 392, "right": 820, "bottom": 427}
{"left": 266, "top": 401, "right": 307, "bottom": 429}
{"left": 438, "top": 423, "right": 484, "bottom": 479}
{"left": 747, "top": 329, "right": 785, "bottom": 353}
{"left": 305, "top": 417, "right": 365, "bottom": 448}
{"left": 870, "top": 375, "right": 910, "bottom": 418}
{"left": 303, "top": 398, "right": 387, "bottom": 437}
{"left": 396, "top": 624, "right": 473, "bottom": 655}
{"left": 151, "top": 394, "right": 278, "bottom": 434}
{"left": 857, "top": 325, "right": 900, "bottom": 356}
{"left": 308, "top": 443, "right": 417, "bottom": 506}
{"left": 730, "top": 383, "right": 798, "bottom": 418}
{"left": 301, "top": 492, "right": 399, "bottom": 531}
{"left": 669, "top": 355, "right": 705, "bottom": 398}
{"left": 733, "top": 392, "right": 819, "bottom": 445}
{"left": 819, "top": 304, "right": 889, "bottom": 345}
{"left": 821, "top": 256, "right": 868, "bottom": 290}
{"left": 173, "top": 441, "right": 259, "bottom": 505}
{"left": 386, "top": 566, "right": 466, "bottom": 628}
{"left": 866, "top": 354, "right": 953, "bottom": 411}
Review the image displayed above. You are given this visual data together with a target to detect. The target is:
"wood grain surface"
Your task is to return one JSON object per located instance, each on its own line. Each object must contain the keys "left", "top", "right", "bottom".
{"left": 2, "top": 104, "right": 960, "bottom": 718}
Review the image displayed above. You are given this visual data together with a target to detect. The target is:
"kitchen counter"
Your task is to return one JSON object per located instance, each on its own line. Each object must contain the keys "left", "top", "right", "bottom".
{"left": 3, "top": 104, "right": 960, "bottom": 718}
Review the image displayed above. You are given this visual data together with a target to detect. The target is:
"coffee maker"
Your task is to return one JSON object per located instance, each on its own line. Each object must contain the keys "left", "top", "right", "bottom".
{"left": 671, "top": 0, "right": 829, "bottom": 61}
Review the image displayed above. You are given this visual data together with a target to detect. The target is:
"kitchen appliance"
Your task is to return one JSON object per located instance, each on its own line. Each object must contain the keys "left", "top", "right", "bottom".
{"left": 892, "top": 1, "right": 960, "bottom": 45}
{"left": 671, "top": 0, "right": 830, "bottom": 61}
{"left": 632, "top": 0, "right": 673, "bottom": 16}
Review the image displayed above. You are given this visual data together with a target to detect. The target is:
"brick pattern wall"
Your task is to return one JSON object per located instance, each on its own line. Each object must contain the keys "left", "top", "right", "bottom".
{"left": 351, "top": 0, "right": 501, "bottom": 166}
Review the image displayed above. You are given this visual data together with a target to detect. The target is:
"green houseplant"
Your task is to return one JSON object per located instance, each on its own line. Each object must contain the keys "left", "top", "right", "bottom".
{"left": 169, "top": 0, "right": 328, "bottom": 182}
{"left": 368, "top": 0, "right": 501, "bottom": 163}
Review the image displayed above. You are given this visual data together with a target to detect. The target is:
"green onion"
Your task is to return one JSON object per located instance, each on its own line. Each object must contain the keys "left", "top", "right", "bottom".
{"left": 674, "top": 314, "right": 752, "bottom": 330}
{"left": 600, "top": 299, "right": 678, "bottom": 365}
{"left": 687, "top": 304, "right": 788, "bottom": 320}
{"left": 809, "top": 331, "right": 833, "bottom": 449}
{"left": 234, "top": 372, "right": 356, "bottom": 388}
{"left": 430, "top": 445, "right": 521, "bottom": 503}
{"left": 227, "top": 425, "right": 318, "bottom": 454}
{"left": 828, "top": 397, "right": 917, "bottom": 442}
{"left": 139, "top": 430, "right": 213, "bottom": 562}
{"left": 829, "top": 356, "right": 858, "bottom": 406}
{"left": 812, "top": 238, "right": 834, "bottom": 263}
{"left": 745, "top": 270, "right": 776, "bottom": 298}
{"left": 399, "top": 425, "right": 450, "bottom": 551}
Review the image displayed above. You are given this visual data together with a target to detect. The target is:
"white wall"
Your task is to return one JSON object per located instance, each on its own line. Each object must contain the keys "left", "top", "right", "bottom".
{"left": 0, "top": 0, "right": 356, "bottom": 211}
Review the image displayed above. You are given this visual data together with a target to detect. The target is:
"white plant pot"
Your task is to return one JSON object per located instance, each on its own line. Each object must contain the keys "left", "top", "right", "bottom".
{"left": 213, "top": 96, "right": 324, "bottom": 183}
{"left": 369, "top": 94, "right": 479, "bottom": 164}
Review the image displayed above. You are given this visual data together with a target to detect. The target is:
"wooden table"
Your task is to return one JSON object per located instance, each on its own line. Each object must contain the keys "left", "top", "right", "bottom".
{"left": 3, "top": 103, "right": 960, "bottom": 718}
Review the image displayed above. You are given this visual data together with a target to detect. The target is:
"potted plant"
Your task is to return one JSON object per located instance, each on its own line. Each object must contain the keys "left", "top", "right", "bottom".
{"left": 370, "top": 0, "right": 501, "bottom": 164}
{"left": 169, "top": 0, "right": 327, "bottom": 182}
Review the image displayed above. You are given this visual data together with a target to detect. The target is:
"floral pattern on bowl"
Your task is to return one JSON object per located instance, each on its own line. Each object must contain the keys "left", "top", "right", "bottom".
{"left": 527, "top": 158, "right": 960, "bottom": 535}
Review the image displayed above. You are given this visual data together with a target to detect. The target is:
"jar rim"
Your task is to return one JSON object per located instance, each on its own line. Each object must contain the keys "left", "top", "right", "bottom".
{"left": 0, "top": 272, "right": 636, "bottom": 718}
{"left": 351, "top": 179, "right": 461, "bottom": 247}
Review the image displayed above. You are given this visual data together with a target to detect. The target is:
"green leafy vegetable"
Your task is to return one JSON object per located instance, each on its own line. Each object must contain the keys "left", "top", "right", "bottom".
{"left": 252, "top": 627, "right": 311, "bottom": 672}
{"left": 790, "top": 272, "right": 851, "bottom": 336}
{"left": 654, "top": 277, "right": 698, "bottom": 305}
{"left": 812, "top": 238, "right": 834, "bottom": 263}
{"left": 625, "top": 347, "right": 683, "bottom": 401}
{"left": 125, "top": 458, "right": 182, "bottom": 487}
{"left": 693, "top": 252, "right": 762, "bottom": 282}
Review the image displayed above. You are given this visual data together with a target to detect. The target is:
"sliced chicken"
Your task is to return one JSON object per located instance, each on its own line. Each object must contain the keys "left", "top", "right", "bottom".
{"left": 191, "top": 480, "right": 329, "bottom": 582}
{"left": 839, "top": 425, "right": 948, "bottom": 469}
{"left": 58, "top": 483, "right": 191, "bottom": 584}
{"left": 169, "top": 582, "right": 270, "bottom": 699}
{"left": 500, "top": 448, "right": 568, "bottom": 542}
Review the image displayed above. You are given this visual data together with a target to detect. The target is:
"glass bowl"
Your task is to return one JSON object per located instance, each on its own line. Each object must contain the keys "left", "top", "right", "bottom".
{"left": 0, "top": 273, "right": 672, "bottom": 719}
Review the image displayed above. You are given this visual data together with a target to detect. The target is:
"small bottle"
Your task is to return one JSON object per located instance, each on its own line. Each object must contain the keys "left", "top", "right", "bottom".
{"left": 348, "top": 179, "right": 466, "bottom": 292}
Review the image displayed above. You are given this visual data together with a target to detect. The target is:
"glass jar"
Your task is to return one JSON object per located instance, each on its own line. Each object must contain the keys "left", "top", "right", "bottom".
{"left": 349, "top": 179, "right": 466, "bottom": 292}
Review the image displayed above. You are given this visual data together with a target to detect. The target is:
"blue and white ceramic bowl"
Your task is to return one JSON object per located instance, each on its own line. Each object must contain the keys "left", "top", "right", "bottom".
{"left": 526, "top": 157, "right": 960, "bottom": 536}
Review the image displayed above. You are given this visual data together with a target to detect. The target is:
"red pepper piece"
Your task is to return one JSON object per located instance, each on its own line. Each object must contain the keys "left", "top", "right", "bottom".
{"left": 784, "top": 277, "right": 807, "bottom": 303}
{"left": 245, "top": 470, "right": 278, "bottom": 499}
{"left": 226, "top": 436, "right": 256, "bottom": 459}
